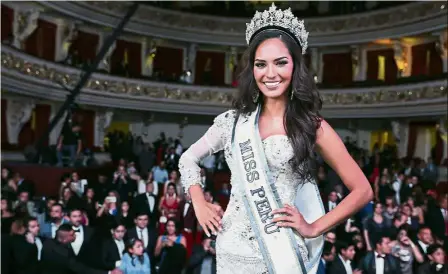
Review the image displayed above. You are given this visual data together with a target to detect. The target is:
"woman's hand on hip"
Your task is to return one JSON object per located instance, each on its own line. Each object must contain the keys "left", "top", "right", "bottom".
{"left": 193, "top": 200, "right": 223, "bottom": 237}
{"left": 272, "top": 204, "right": 318, "bottom": 238}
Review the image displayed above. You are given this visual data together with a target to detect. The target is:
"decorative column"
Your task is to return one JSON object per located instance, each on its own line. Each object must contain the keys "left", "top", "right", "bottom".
{"left": 12, "top": 8, "right": 40, "bottom": 49}
{"left": 6, "top": 99, "right": 35, "bottom": 144}
{"left": 438, "top": 31, "right": 448, "bottom": 73}
{"left": 391, "top": 120, "right": 409, "bottom": 158}
{"left": 185, "top": 43, "right": 197, "bottom": 84}
{"left": 141, "top": 38, "right": 157, "bottom": 77}
{"left": 351, "top": 45, "right": 361, "bottom": 81}
{"left": 225, "top": 47, "right": 237, "bottom": 85}
{"left": 393, "top": 39, "right": 410, "bottom": 77}
{"left": 94, "top": 110, "right": 114, "bottom": 148}
{"left": 54, "top": 20, "right": 77, "bottom": 62}
{"left": 310, "top": 47, "right": 322, "bottom": 83}
{"left": 351, "top": 45, "right": 368, "bottom": 81}
{"left": 49, "top": 104, "right": 68, "bottom": 145}
{"left": 437, "top": 118, "right": 447, "bottom": 161}
{"left": 97, "top": 31, "right": 116, "bottom": 72}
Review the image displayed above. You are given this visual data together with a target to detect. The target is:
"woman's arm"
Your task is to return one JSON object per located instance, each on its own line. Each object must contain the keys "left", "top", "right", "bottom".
{"left": 373, "top": 177, "right": 379, "bottom": 202}
{"left": 180, "top": 236, "right": 187, "bottom": 249}
{"left": 154, "top": 236, "right": 164, "bottom": 257}
{"left": 158, "top": 197, "right": 165, "bottom": 214}
{"left": 409, "top": 239, "right": 425, "bottom": 263}
{"left": 311, "top": 120, "right": 373, "bottom": 236}
{"left": 363, "top": 229, "right": 372, "bottom": 251}
{"left": 178, "top": 110, "right": 234, "bottom": 236}
{"left": 417, "top": 207, "right": 424, "bottom": 224}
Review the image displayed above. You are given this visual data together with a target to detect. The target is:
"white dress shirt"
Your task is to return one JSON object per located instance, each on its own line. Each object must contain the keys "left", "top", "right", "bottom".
{"left": 339, "top": 254, "right": 353, "bottom": 274}
{"left": 71, "top": 226, "right": 84, "bottom": 255}
{"left": 374, "top": 252, "right": 385, "bottom": 274}
{"left": 183, "top": 202, "right": 191, "bottom": 217}
{"left": 146, "top": 193, "right": 155, "bottom": 212}
{"left": 35, "top": 237, "right": 43, "bottom": 261}
{"left": 328, "top": 201, "right": 336, "bottom": 211}
{"left": 137, "top": 227, "right": 149, "bottom": 248}
{"left": 114, "top": 239, "right": 124, "bottom": 259}
{"left": 441, "top": 208, "right": 447, "bottom": 220}
{"left": 51, "top": 223, "right": 59, "bottom": 238}
{"left": 417, "top": 240, "right": 428, "bottom": 254}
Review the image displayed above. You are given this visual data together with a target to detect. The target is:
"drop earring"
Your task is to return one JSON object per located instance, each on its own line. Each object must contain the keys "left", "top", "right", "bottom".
{"left": 290, "top": 89, "right": 294, "bottom": 100}
{"left": 252, "top": 89, "right": 259, "bottom": 103}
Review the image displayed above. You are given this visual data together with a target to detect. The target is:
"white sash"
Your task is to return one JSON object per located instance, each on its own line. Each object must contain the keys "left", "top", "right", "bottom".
{"left": 232, "top": 105, "right": 325, "bottom": 274}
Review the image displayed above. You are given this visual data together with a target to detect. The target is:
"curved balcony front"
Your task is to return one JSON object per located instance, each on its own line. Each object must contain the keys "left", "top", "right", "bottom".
{"left": 1, "top": 46, "right": 446, "bottom": 118}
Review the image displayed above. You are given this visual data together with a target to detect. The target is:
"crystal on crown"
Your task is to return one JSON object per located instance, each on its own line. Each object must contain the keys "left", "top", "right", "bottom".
{"left": 246, "top": 3, "right": 309, "bottom": 55}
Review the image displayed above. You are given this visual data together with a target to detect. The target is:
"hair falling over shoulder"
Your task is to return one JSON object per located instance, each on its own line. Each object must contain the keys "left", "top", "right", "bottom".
{"left": 232, "top": 31, "right": 323, "bottom": 181}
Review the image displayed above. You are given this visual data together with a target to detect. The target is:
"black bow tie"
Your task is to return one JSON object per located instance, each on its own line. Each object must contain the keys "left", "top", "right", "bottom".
{"left": 377, "top": 254, "right": 385, "bottom": 259}
{"left": 73, "top": 229, "right": 80, "bottom": 233}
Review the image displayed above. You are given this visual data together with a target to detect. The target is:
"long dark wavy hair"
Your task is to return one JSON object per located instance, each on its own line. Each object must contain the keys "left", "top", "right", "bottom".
{"left": 232, "top": 30, "right": 323, "bottom": 180}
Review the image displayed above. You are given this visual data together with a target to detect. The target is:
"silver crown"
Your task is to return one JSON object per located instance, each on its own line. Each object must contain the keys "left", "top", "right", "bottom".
{"left": 246, "top": 3, "right": 309, "bottom": 55}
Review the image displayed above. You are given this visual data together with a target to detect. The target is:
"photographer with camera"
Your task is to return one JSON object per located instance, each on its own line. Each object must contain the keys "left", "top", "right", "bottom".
{"left": 187, "top": 235, "right": 216, "bottom": 274}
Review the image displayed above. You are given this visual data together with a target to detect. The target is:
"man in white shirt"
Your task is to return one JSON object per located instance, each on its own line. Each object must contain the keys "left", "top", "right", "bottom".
{"left": 134, "top": 182, "right": 159, "bottom": 228}
{"left": 126, "top": 212, "right": 157, "bottom": 272}
{"left": 417, "top": 226, "right": 434, "bottom": 255}
{"left": 68, "top": 208, "right": 94, "bottom": 266}
{"left": 358, "top": 235, "right": 401, "bottom": 274}
{"left": 326, "top": 191, "right": 339, "bottom": 213}
{"left": 328, "top": 241, "right": 360, "bottom": 274}
{"left": 102, "top": 223, "right": 126, "bottom": 270}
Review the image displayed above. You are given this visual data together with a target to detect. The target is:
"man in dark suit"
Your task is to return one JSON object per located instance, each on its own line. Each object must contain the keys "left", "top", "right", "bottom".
{"left": 41, "top": 224, "right": 121, "bottom": 274}
{"left": 133, "top": 181, "right": 159, "bottom": 228}
{"left": 358, "top": 234, "right": 401, "bottom": 274}
{"left": 13, "top": 172, "right": 35, "bottom": 198}
{"left": 102, "top": 222, "right": 126, "bottom": 271}
{"left": 68, "top": 208, "right": 97, "bottom": 268}
{"left": 177, "top": 193, "right": 198, "bottom": 258}
{"left": 11, "top": 217, "right": 44, "bottom": 274}
{"left": 317, "top": 241, "right": 336, "bottom": 274}
{"left": 165, "top": 147, "right": 180, "bottom": 172}
{"left": 417, "top": 244, "right": 446, "bottom": 274}
{"left": 126, "top": 212, "right": 157, "bottom": 271}
{"left": 425, "top": 194, "right": 447, "bottom": 242}
{"left": 324, "top": 191, "right": 339, "bottom": 213}
{"left": 328, "top": 240, "right": 360, "bottom": 274}
{"left": 187, "top": 236, "right": 217, "bottom": 274}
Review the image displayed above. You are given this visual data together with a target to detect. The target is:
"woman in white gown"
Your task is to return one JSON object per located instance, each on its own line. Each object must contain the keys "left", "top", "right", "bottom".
{"left": 179, "top": 4, "right": 373, "bottom": 274}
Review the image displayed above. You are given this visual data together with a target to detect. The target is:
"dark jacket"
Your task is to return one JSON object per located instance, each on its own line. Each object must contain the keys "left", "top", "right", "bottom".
{"left": 41, "top": 239, "right": 107, "bottom": 274}
{"left": 358, "top": 251, "right": 402, "bottom": 274}
{"left": 187, "top": 244, "right": 216, "bottom": 274}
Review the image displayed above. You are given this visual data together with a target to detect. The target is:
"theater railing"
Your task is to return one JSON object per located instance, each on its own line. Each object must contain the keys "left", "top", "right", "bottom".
{"left": 1, "top": 46, "right": 447, "bottom": 118}
{"left": 38, "top": 1, "right": 447, "bottom": 46}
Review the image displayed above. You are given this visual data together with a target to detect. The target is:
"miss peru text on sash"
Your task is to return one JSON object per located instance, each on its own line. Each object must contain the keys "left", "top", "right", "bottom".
{"left": 178, "top": 3, "right": 373, "bottom": 274}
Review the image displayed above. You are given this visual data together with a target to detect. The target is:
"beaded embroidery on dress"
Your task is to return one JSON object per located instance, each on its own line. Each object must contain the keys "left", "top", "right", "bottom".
{"left": 179, "top": 110, "right": 320, "bottom": 274}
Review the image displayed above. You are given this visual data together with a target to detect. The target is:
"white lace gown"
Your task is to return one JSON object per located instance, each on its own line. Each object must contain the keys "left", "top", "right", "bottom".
{"left": 179, "top": 110, "right": 319, "bottom": 274}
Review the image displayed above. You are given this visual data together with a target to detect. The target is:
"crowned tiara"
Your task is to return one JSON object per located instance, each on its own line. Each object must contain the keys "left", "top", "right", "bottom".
{"left": 245, "top": 3, "right": 309, "bottom": 55}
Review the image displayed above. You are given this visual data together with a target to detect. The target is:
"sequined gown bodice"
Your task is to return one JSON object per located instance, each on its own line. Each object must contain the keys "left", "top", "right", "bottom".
{"left": 179, "top": 110, "right": 315, "bottom": 274}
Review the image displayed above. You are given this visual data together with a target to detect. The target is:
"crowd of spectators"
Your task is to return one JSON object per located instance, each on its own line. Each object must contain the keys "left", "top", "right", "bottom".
{"left": 1, "top": 131, "right": 229, "bottom": 274}
{"left": 316, "top": 137, "right": 447, "bottom": 274}
{"left": 1, "top": 132, "right": 447, "bottom": 274}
